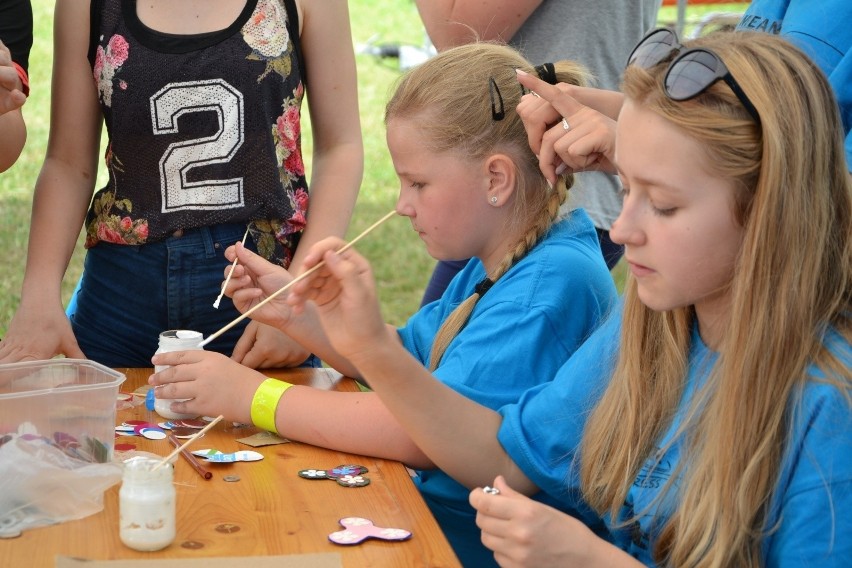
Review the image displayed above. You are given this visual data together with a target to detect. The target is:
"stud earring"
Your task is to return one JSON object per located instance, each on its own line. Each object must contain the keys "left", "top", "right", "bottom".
{"left": 490, "top": 196, "right": 498, "bottom": 205}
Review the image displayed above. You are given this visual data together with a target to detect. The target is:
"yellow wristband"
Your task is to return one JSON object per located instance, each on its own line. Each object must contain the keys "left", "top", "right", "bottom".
{"left": 250, "top": 379, "right": 293, "bottom": 434}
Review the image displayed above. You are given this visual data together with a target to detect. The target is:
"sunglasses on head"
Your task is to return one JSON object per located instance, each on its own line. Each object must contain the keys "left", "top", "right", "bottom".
{"left": 627, "top": 28, "right": 761, "bottom": 124}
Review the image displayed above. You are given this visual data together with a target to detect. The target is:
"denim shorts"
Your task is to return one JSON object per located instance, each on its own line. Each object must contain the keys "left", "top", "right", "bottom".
{"left": 67, "top": 223, "right": 256, "bottom": 367}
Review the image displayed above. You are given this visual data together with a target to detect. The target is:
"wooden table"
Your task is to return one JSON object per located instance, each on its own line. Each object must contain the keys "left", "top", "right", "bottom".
{"left": 4, "top": 368, "right": 461, "bottom": 568}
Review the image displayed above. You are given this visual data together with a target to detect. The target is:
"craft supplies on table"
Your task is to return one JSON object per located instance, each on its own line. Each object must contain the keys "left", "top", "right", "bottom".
{"left": 5, "top": 367, "right": 461, "bottom": 567}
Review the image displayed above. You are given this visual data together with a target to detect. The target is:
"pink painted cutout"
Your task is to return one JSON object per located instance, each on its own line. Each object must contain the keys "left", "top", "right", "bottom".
{"left": 328, "top": 517, "right": 412, "bottom": 546}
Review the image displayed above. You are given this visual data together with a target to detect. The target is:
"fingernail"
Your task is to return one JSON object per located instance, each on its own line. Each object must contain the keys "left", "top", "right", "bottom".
{"left": 555, "top": 163, "right": 568, "bottom": 176}
{"left": 546, "top": 178, "right": 553, "bottom": 190}
{"left": 515, "top": 68, "right": 529, "bottom": 76}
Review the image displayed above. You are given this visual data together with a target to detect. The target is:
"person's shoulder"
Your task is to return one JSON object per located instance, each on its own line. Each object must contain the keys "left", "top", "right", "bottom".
{"left": 539, "top": 210, "right": 616, "bottom": 283}
{"left": 795, "top": 326, "right": 851, "bottom": 426}
{"left": 541, "top": 210, "right": 600, "bottom": 257}
{"left": 813, "top": 325, "right": 852, "bottom": 375}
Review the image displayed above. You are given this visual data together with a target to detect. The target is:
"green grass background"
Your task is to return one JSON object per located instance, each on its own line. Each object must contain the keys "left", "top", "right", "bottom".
{"left": 0, "top": 0, "right": 748, "bottom": 337}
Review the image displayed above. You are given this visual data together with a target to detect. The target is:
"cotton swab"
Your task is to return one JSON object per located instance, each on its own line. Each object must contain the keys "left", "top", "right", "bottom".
{"left": 151, "top": 414, "right": 224, "bottom": 471}
{"left": 213, "top": 227, "right": 251, "bottom": 309}
{"left": 198, "top": 210, "right": 397, "bottom": 348}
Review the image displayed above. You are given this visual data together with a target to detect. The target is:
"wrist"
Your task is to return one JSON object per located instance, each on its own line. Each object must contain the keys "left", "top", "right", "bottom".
{"left": 250, "top": 378, "right": 293, "bottom": 434}
{"left": 347, "top": 331, "right": 408, "bottom": 378}
{"left": 11, "top": 62, "right": 28, "bottom": 97}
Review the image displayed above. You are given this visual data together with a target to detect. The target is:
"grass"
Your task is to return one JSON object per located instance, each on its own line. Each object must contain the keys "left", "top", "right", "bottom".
{"left": 0, "top": 0, "right": 749, "bottom": 337}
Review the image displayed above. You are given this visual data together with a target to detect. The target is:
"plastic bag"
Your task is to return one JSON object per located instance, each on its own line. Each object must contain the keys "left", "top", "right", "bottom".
{"left": 0, "top": 425, "right": 122, "bottom": 538}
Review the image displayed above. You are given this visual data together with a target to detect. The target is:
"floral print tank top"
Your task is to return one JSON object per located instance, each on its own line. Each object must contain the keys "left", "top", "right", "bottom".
{"left": 87, "top": 0, "right": 307, "bottom": 266}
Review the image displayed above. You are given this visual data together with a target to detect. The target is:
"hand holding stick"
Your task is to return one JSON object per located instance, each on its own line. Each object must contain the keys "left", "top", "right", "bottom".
{"left": 198, "top": 210, "right": 397, "bottom": 348}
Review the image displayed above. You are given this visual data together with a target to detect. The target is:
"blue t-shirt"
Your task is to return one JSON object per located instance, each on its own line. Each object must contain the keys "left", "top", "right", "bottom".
{"left": 399, "top": 209, "right": 618, "bottom": 567}
{"left": 499, "top": 305, "right": 852, "bottom": 566}
{"left": 737, "top": 0, "right": 852, "bottom": 170}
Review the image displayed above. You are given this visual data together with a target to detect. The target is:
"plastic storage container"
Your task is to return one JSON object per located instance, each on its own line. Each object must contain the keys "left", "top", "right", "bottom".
{"left": 0, "top": 359, "right": 126, "bottom": 462}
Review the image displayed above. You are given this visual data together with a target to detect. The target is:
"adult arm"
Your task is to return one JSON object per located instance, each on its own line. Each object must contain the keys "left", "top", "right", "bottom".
{"left": 415, "top": 0, "right": 543, "bottom": 51}
{"left": 232, "top": 0, "right": 363, "bottom": 368}
{"left": 0, "top": 0, "right": 98, "bottom": 362}
{"left": 291, "top": 0, "right": 362, "bottom": 269}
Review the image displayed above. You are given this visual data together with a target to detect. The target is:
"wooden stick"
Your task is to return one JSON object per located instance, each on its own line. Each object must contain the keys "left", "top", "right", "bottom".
{"left": 167, "top": 432, "right": 213, "bottom": 480}
{"left": 198, "top": 210, "right": 397, "bottom": 348}
{"left": 152, "top": 415, "right": 224, "bottom": 471}
{"left": 213, "top": 227, "right": 251, "bottom": 309}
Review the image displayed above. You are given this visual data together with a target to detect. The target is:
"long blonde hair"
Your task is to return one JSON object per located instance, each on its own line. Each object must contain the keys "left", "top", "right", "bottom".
{"left": 580, "top": 32, "right": 852, "bottom": 566}
{"left": 384, "top": 43, "right": 588, "bottom": 369}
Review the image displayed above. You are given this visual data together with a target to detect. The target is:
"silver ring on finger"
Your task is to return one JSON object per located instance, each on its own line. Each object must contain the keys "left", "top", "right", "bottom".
{"left": 561, "top": 117, "right": 571, "bottom": 131}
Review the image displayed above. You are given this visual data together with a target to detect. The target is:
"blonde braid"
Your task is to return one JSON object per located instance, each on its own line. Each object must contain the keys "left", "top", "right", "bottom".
{"left": 428, "top": 177, "right": 570, "bottom": 370}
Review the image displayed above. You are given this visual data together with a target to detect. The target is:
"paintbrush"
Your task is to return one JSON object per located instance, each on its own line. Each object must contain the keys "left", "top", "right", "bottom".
{"left": 214, "top": 226, "right": 251, "bottom": 309}
{"left": 152, "top": 415, "right": 224, "bottom": 471}
{"left": 198, "top": 210, "right": 397, "bottom": 349}
{"left": 167, "top": 432, "right": 213, "bottom": 480}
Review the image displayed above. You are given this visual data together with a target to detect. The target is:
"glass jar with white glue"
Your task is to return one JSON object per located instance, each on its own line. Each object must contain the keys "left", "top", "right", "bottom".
{"left": 119, "top": 457, "right": 176, "bottom": 551}
{"left": 153, "top": 329, "right": 203, "bottom": 420}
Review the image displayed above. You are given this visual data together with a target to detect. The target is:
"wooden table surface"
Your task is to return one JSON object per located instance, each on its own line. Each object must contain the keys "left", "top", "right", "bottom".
{"left": 3, "top": 368, "right": 460, "bottom": 568}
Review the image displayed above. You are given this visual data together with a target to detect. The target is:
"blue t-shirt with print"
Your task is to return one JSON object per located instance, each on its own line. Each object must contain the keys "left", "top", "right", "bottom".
{"left": 498, "top": 304, "right": 852, "bottom": 566}
{"left": 399, "top": 209, "right": 618, "bottom": 567}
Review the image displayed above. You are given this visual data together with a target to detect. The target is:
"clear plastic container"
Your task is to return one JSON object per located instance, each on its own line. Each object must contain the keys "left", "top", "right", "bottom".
{"left": 0, "top": 359, "right": 126, "bottom": 462}
{"left": 119, "top": 457, "right": 176, "bottom": 551}
{"left": 153, "top": 330, "right": 203, "bottom": 420}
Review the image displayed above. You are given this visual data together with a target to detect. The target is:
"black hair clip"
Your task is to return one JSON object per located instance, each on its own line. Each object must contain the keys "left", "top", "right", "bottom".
{"left": 474, "top": 277, "right": 494, "bottom": 297}
{"left": 489, "top": 77, "right": 505, "bottom": 121}
{"left": 534, "top": 62, "right": 557, "bottom": 85}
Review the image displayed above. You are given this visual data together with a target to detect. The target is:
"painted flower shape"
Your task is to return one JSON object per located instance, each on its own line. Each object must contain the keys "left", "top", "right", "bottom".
{"left": 338, "top": 475, "right": 365, "bottom": 485}
{"left": 93, "top": 34, "right": 130, "bottom": 107}
{"left": 341, "top": 517, "right": 370, "bottom": 526}
{"left": 96, "top": 222, "right": 123, "bottom": 244}
{"left": 299, "top": 469, "right": 327, "bottom": 478}
{"left": 273, "top": 103, "right": 303, "bottom": 183}
{"left": 380, "top": 528, "right": 411, "bottom": 539}
{"left": 276, "top": 106, "right": 300, "bottom": 151}
{"left": 284, "top": 151, "right": 305, "bottom": 177}
{"left": 281, "top": 188, "right": 308, "bottom": 234}
{"left": 331, "top": 465, "right": 361, "bottom": 477}
{"left": 85, "top": 179, "right": 150, "bottom": 247}
{"left": 106, "top": 35, "right": 130, "bottom": 67}
{"left": 243, "top": 0, "right": 290, "bottom": 58}
{"left": 330, "top": 530, "right": 359, "bottom": 543}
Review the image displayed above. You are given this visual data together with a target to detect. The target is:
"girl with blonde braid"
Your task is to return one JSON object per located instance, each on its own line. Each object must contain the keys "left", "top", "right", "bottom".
{"left": 276, "top": 32, "right": 852, "bottom": 566}
{"left": 151, "top": 42, "right": 617, "bottom": 567}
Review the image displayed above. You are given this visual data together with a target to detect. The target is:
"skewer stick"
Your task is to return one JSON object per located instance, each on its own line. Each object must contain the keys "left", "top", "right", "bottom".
{"left": 168, "top": 432, "right": 213, "bottom": 480}
{"left": 213, "top": 227, "right": 251, "bottom": 309}
{"left": 152, "top": 415, "right": 224, "bottom": 471}
{"left": 198, "top": 210, "right": 397, "bottom": 348}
